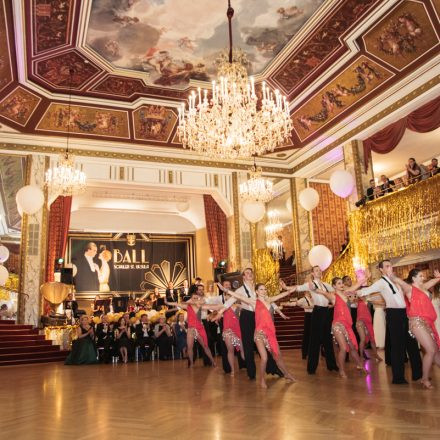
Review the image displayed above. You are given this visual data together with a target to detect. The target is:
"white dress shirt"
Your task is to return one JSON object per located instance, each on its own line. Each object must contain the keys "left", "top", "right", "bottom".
{"left": 226, "top": 282, "right": 256, "bottom": 312}
{"left": 358, "top": 276, "right": 406, "bottom": 309}
{"left": 85, "top": 255, "right": 96, "bottom": 272}
{"left": 296, "top": 296, "right": 314, "bottom": 313}
{"left": 201, "top": 295, "right": 226, "bottom": 319}
{"left": 297, "top": 279, "right": 333, "bottom": 307}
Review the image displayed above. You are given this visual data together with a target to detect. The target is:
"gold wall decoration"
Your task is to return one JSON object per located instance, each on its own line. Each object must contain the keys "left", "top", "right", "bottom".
{"left": 253, "top": 248, "right": 279, "bottom": 297}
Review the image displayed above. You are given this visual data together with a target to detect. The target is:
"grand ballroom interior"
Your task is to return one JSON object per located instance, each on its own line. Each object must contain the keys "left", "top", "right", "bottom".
{"left": 0, "top": 0, "right": 440, "bottom": 439}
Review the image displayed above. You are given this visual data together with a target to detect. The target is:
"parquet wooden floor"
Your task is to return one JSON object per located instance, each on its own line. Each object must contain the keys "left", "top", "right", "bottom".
{"left": 1, "top": 350, "right": 439, "bottom": 440}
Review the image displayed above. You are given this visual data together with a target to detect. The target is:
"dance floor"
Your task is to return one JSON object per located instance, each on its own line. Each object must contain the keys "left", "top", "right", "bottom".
{"left": 1, "top": 350, "right": 439, "bottom": 440}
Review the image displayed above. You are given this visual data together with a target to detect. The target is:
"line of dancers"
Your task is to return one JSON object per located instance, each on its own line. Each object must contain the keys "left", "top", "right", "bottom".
{"left": 166, "top": 260, "right": 440, "bottom": 390}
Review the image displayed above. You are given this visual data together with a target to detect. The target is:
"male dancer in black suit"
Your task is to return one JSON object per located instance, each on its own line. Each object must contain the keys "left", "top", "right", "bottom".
{"left": 73, "top": 242, "right": 100, "bottom": 292}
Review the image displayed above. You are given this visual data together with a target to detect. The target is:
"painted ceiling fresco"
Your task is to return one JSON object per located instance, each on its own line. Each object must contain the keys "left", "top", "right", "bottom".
{"left": 86, "top": 0, "right": 324, "bottom": 88}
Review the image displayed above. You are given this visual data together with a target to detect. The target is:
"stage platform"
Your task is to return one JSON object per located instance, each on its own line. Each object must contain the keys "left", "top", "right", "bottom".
{"left": 1, "top": 350, "right": 439, "bottom": 439}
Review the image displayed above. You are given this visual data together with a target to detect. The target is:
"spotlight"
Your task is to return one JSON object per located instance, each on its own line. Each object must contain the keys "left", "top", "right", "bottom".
{"left": 218, "top": 260, "right": 227, "bottom": 268}
{"left": 55, "top": 257, "right": 64, "bottom": 266}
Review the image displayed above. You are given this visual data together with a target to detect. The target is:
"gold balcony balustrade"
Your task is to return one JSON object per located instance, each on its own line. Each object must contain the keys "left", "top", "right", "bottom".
{"left": 325, "top": 174, "right": 440, "bottom": 282}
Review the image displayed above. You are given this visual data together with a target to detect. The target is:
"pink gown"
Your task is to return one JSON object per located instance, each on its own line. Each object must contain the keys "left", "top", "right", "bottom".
{"left": 357, "top": 300, "right": 376, "bottom": 344}
{"left": 407, "top": 286, "right": 440, "bottom": 349}
{"left": 254, "top": 299, "right": 279, "bottom": 359}
{"left": 187, "top": 305, "right": 208, "bottom": 347}
{"left": 332, "top": 294, "right": 358, "bottom": 352}
{"left": 222, "top": 308, "right": 242, "bottom": 350}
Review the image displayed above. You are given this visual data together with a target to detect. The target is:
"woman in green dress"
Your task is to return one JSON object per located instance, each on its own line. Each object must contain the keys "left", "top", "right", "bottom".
{"left": 65, "top": 315, "right": 98, "bottom": 365}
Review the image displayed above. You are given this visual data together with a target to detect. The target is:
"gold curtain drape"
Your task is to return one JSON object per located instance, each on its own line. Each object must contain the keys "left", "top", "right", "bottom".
{"left": 324, "top": 175, "right": 440, "bottom": 282}
{"left": 253, "top": 248, "right": 279, "bottom": 296}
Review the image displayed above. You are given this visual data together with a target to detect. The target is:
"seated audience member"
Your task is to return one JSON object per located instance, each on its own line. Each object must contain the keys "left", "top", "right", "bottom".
{"left": 174, "top": 312, "right": 188, "bottom": 359}
{"left": 365, "top": 179, "right": 377, "bottom": 201}
{"left": 406, "top": 157, "right": 422, "bottom": 184}
{"left": 154, "top": 315, "right": 173, "bottom": 360}
{"left": 135, "top": 314, "right": 155, "bottom": 361}
{"left": 430, "top": 158, "right": 439, "bottom": 177}
{"left": 65, "top": 316, "right": 97, "bottom": 365}
{"left": 379, "top": 175, "right": 394, "bottom": 195}
{"left": 0, "top": 304, "right": 12, "bottom": 319}
{"left": 115, "top": 316, "right": 131, "bottom": 363}
{"left": 95, "top": 315, "right": 114, "bottom": 363}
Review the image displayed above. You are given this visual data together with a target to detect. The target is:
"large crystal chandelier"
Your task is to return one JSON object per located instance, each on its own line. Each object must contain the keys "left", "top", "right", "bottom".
{"left": 239, "top": 158, "right": 273, "bottom": 202}
{"left": 265, "top": 210, "right": 284, "bottom": 259}
{"left": 45, "top": 68, "right": 86, "bottom": 196}
{"left": 177, "top": 1, "right": 292, "bottom": 159}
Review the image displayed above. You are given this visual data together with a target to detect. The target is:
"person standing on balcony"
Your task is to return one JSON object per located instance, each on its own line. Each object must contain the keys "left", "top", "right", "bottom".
{"left": 406, "top": 158, "right": 422, "bottom": 184}
{"left": 356, "top": 260, "right": 422, "bottom": 384}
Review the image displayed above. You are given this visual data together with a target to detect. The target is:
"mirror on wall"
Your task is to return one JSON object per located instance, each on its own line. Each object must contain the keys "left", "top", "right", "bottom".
{"left": 0, "top": 153, "right": 27, "bottom": 320}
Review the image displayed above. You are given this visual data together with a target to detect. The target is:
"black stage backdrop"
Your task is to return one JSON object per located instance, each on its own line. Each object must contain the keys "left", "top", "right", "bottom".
{"left": 67, "top": 233, "right": 194, "bottom": 293}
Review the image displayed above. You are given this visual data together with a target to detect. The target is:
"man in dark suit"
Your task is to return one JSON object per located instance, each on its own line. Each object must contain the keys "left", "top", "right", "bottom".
{"left": 165, "top": 281, "right": 179, "bottom": 303}
{"left": 366, "top": 179, "right": 377, "bottom": 201}
{"left": 73, "top": 242, "right": 100, "bottom": 292}
{"left": 135, "top": 315, "right": 155, "bottom": 361}
{"left": 189, "top": 277, "right": 202, "bottom": 295}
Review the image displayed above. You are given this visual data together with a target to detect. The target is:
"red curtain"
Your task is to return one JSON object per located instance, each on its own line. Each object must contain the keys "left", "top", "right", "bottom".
{"left": 363, "top": 96, "right": 440, "bottom": 168}
{"left": 45, "top": 196, "right": 72, "bottom": 282}
{"left": 203, "top": 195, "right": 228, "bottom": 268}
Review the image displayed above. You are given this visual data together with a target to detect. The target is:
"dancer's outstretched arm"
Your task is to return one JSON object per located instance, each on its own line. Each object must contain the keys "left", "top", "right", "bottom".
{"left": 268, "top": 286, "right": 296, "bottom": 303}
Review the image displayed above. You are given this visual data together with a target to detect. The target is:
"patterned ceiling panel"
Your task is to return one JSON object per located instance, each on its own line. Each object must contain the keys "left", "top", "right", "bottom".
{"left": 0, "top": 0, "right": 438, "bottom": 156}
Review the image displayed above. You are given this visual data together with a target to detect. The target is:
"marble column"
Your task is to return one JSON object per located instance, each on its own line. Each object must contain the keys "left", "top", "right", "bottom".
{"left": 230, "top": 172, "right": 242, "bottom": 271}
{"left": 18, "top": 154, "right": 49, "bottom": 326}
{"left": 289, "top": 178, "right": 313, "bottom": 279}
{"left": 343, "top": 140, "right": 374, "bottom": 211}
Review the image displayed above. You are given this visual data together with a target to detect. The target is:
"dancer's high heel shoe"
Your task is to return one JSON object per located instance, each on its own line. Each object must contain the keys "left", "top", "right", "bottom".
{"left": 421, "top": 379, "right": 434, "bottom": 390}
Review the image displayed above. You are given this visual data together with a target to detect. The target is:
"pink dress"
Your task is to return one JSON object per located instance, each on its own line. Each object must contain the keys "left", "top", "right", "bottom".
{"left": 187, "top": 305, "right": 208, "bottom": 347}
{"left": 222, "top": 308, "right": 242, "bottom": 350}
{"left": 357, "top": 300, "right": 376, "bottom": 344}
{"left": 254, "top": 299, "right": 279, "bottom": 359}
{"left": 332, "top": 294, "right": 358, "bottom": 352}
{"left": 407, "top": 286, "right": 440, "bottom": 349}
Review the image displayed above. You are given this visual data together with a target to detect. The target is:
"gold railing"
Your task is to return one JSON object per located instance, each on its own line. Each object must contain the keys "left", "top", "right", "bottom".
{"left": 324, "top": 174, "right": 440, "bottom": 282}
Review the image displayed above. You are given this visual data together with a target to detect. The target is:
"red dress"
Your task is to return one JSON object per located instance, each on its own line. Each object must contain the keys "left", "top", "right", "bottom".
{"left": 407, "top": 286, "right": 440, "bottom": 348}
{"left": 222, "top": 308, "right": 242, "bottom": 350}
{"left": 255, "top": 299, "right": 279, "bottom": 359}
{"left": 357, "top": 300, "right": 375, "bottom": 344}
{"left": 187, "top": 305, "right": 208, "bottom": 347}
{"left": 332, "top": 294, "right": 358, "bottom": 351}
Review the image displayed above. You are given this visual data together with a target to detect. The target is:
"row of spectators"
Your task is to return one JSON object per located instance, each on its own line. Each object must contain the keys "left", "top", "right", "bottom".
{"left": 366, "top": 157, "right": 438, "bottom": 201}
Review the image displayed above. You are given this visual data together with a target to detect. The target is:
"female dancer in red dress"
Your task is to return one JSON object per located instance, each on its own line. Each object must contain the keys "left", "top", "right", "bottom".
{"left": 165, "top": 293, "right": 222, "bottom": 368}
{"left": 355, "top": 296, "right": 382, "bottom": 362}
{"left": 218, "top": 282, "right": 296, "bottom": 388}
{"left": 392, "top": 269, "right": 440, "bottom": 389}
{"left": 316, "top": 277, "right": 365, "bottom": 378}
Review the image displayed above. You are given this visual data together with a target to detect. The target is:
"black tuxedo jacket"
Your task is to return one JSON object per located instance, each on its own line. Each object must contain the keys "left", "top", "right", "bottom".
{"left": 165, "top": 289, "right": 179, "bottom": 303}
{"left": 73, "top": 254, "right": 99, "bottom": 292}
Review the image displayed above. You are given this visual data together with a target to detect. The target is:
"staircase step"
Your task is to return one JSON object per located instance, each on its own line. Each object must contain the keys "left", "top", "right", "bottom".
{"left": 0, "top": 320, "right": 16, "bottom": 325}
{"left": 0, "top": 350, "right": 67, "bottom": 361}
{"left": 0, "top": 325, "right": 34, "bottom": 330}
{"left": 0, "top": 339, "right": 53, "bottom": 348}
{"left": 0, "top": 345, "right": 59, "bottom": 354}
{"left": 0, "top": 329, "right": 39, "bottom": 336}
{"left": 0, "top": 335, "right": 46, "bottom": 342}
{"left": 0, "top": 354, "right": 69, "bottom": 366}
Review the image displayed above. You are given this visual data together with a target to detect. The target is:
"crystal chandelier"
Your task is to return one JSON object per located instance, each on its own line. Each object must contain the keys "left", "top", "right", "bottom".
{"left": 265, "top": 210, "right": 283, "bottom": 259}
{"left": 177, "top": 1, "right": 292, "bottom": 159}
{"left": 45, "top": 68, "right": 86, "bottom": 197}
{"left": 239, "top": 158, "right": 273, "bottom": 202}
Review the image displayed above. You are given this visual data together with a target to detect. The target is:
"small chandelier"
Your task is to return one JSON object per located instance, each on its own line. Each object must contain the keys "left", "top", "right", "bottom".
{"left": 177, "top": 0, "right": 292, "bottom": 159}
{"left": 265, "top": 210, "right": 283, "bottom": 259}
{"left": 45, "top": 68, "right": 86, "bottom": 197}
{"left": 239, "top": 158, "right": 273, "bottom": 202}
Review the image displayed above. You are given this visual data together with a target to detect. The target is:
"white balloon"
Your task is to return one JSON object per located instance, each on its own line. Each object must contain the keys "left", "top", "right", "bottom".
{"left": 329, "top": 170, "right": 355, "bottom": 198}
{"left": 17, "top": 203, "right": 23, "bottom": 217}
{"left": 176, "top": 201, "right": 190, "bottom": 212}
{"left": 242, "top": 200, "right": 265, "bottom": 223}
{"left": 0, "top": 246, "right": 9, "bottom": 263}
{"left": 16, "top": 185, "right": 44, "bottom": 215}
{"left": 0, "top": 265, "right": 9, "bottom": 286}
{"left": 299, "top": 187, "right": 320, "bottom": 211}
{"left": 308, "top": 245, "right": 333, "bottom": 270}
{"left": 285, "top": 196, "right": 292, "bottom": 214}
